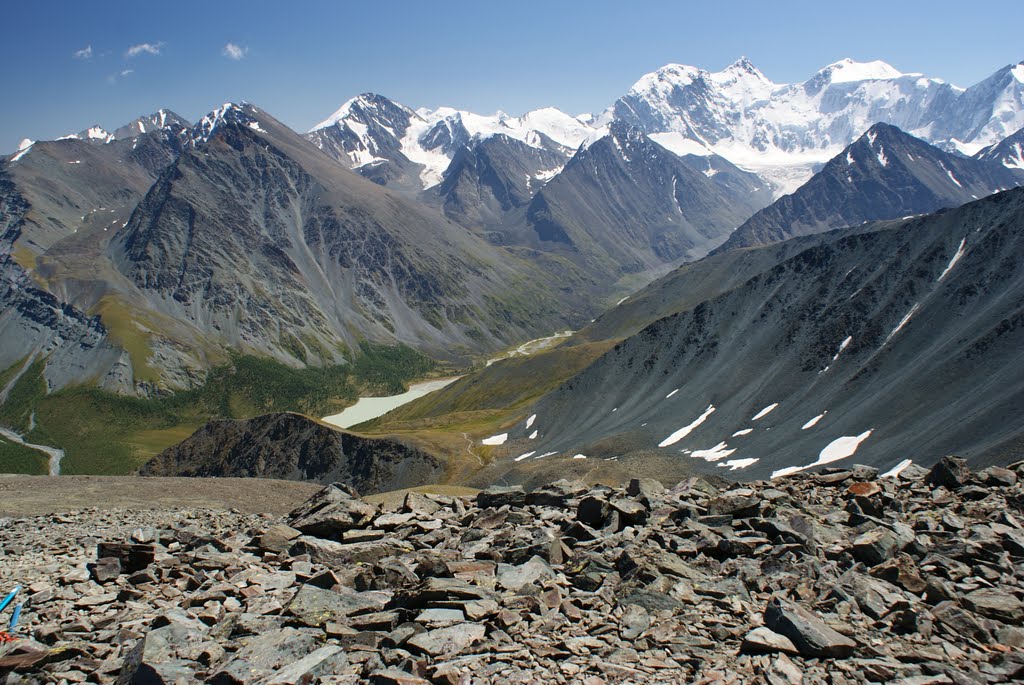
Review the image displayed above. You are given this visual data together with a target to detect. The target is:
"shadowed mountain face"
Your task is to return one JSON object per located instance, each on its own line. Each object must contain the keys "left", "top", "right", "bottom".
{"left": 434, "top": 134, "right": 569, "bottom": 229}
{"left": 716, "top": 123, "right": 1024, "bottom": 253}
{"left": 473, "top": 189, "right": 1024, "bottom": 483}
{"left": 139, "top": 412, "right": 443, "bottom": 494}
{"left": 520, "top": 123, "right": 772, "bottom": 274}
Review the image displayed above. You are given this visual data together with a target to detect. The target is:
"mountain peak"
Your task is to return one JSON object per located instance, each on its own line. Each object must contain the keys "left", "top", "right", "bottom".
{"left": 309, "top": 93, "right": 413, "bottom": 132}
{"left": 818, "top": 58, "right": 906, "bottom": 83}
{"left": 709, "top": 56, "right": 775, "bottom": 91}
{"left": 1011, "top": 62, "right": 1024, "bottom": 84}
{"left": 731, "top": 56, "right": 756, "bottom": 71}
{"left": 719, "top": 56, "right": 769, "bottom": 80}
{"left": 191, "top": 102, "right": 262, "bottom": 143}
{"left": 112, "top": 109, "right": 191, "bottom": 140}
{"left": 629, "top": 63, "right": 705, "bottom": 95}
{"left": 861, "top": 121, "right": 905, "bottom": 140}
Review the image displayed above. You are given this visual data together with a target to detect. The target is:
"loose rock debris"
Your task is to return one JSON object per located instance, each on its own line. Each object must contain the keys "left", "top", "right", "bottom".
{"left": 1, "top": 457, "right": 1023, "bottom": 683}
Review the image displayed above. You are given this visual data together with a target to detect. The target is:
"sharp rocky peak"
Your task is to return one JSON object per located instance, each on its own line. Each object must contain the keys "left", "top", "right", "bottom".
{"left": 310, "top": 93, "right": 417, "bottom": 133}
{"left": 190, "top": 102, "right": 264, "bottom": 144}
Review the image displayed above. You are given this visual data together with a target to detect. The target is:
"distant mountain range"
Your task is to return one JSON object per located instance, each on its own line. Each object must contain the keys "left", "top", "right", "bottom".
{"left": 307, "top": 58, "right": 1024, "bottom": 197}
{"left": 1, "top": 56, "right": 1022, "bottom": 406}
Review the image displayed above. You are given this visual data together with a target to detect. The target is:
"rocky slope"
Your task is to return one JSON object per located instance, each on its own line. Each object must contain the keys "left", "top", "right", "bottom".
{"left": 110, "top": 103, "right": 589, "bottom": 371}
{"left": 0, "top": 113, "right": 201, "bottom": 394}
{"left": 140, "top": 412, "right": 444, "bottom": 495}
{"left": 2, "top": 458, "right": 1023, "bottom": 683}
{"left": 0, "top": 102, "right": 601, "bottom": 397}
{"left": 460, "top": 187, "right": 1024, "bottom": 483}
{"left": 2, "top": 117, "right": 185, "bottom": 258}
{"left": 716, "top": 123, "right": 1024, "bottom": 253}
{"left": 0, "top": 255, "right": 128, "bottom": 394}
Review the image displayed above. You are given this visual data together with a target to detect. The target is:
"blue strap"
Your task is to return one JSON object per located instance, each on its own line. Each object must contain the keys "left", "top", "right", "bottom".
{"left": 8, "top": 603, "right": 21, "bottom": 631}
{"left": 0, "top": 586, "right": 19, "bottom": 614}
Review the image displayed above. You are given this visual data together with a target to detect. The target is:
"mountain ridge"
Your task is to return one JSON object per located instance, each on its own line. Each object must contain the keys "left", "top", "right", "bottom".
{"left": 715, "top": 122, "right": 1024, "bottom": 253}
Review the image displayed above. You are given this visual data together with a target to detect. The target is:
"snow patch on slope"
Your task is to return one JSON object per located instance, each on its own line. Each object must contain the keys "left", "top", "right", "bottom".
{"left": 482, "top": 433, "right": 508, "bottom": 446}
{"left": 937, "top": 237, "right": 967, "bottom": 282}
{"left": 771, "top": 430, "right": 874, "bottom": 478}
{"left": 801, "top": 412, "right": 827, "bottom": 430}
{"left": 658, "top": 404, "right": 715, "bottom": 447}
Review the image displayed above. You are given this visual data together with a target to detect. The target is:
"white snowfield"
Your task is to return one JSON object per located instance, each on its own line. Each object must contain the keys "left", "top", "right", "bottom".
{"left": 833, "top": 337, "right": 852, "bottom": 362}
{"left": 689, "top": 442, "right": 737, "bottom": 462}
{"left": 771, "top": 430, "right": 874, "bottom": 479}
{"left": 718, "top": 458, "right": 759, "bottom": 471}
{"left": 481, "top": 433, "right": 508, "bottom": 446}
{"left": 885, "top": 303, "right": 921, "bottom": 344}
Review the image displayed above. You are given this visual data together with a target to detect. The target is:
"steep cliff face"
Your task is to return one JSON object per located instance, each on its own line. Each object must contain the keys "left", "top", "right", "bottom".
{"left": 139, "top": 412, "right": 444, "bottom": 494}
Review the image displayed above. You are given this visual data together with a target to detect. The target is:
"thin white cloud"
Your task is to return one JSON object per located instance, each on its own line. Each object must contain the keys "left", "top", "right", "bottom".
{"left": 126, "top": 42, "right": 163, "bottom": 58}
{"left": 120, "top": 69, "right": 134, "bottom": 77}
{"left": 222, "top": 42, "right": 247, "bottom": 60}
{"left": 73, "top": 45, "right": 92, "bottom": 60}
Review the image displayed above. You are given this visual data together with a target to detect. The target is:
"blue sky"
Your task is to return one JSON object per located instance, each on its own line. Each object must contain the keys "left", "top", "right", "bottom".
{"left": 2, "top": 0, "right": 1021, "bottom": 152}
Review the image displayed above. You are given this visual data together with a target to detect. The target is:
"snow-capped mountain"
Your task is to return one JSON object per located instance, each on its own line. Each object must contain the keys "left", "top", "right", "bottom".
{"left": 436, "top": 133, "right": 569, "bottom": 228}
{"left": 46, "top": 110, "right": 191, "bottom": 147}
{"left": 605, "top": 58, "right": 1024, "bottom": 195}
{"left": 925, "top": 62, "right": 1024, "bottom": 155}
{"left": 301, "top": 58, "right": 1022, "bottom": 201}
{"left": 716, "top": 123, "right": 1024, "bottom": 253}
{"left": 306, "top": 93, "right": 592, "bottom": 190}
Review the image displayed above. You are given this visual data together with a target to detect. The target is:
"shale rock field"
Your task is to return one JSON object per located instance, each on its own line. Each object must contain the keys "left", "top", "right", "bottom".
{"left": 1, "top": 458, "right": 1023, "bottom": 684}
